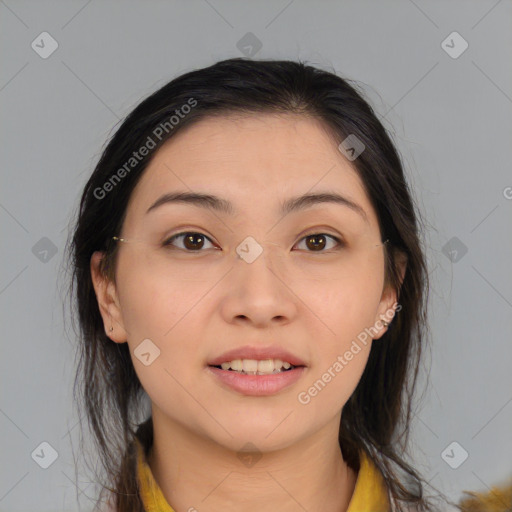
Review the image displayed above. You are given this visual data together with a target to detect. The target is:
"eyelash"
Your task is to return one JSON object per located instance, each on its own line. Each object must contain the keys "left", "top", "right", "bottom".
{"left": 162, "top": 231, "right": 345, "bottom": 253}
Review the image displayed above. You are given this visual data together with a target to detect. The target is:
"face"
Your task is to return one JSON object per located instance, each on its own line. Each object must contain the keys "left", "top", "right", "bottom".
{"left": 91, "top": 113, "right": 401, "bottom": 453}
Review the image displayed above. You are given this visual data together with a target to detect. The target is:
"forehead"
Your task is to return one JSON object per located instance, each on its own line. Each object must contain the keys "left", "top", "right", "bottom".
{"left": 124, "top": 113, "right": 378, "bottom": 229}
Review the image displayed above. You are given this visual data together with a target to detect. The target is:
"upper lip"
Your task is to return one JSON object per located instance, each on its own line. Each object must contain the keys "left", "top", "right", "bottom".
{"left": 208, "top": 345, "right": 306, "bottom": 367}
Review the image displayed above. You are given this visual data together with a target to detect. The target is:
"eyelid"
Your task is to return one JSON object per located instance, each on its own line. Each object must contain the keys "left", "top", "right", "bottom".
{"left": 164, "top": 231, "right": 219, "bottom": 250}
{"left": 163, "top": 229, "right": 346, "bottom": 251}
{"left": 294, "top": 232, "right": 345, "bottom": 251}
{"left": 298, "top": 228, "right": 346, "bottom": 244}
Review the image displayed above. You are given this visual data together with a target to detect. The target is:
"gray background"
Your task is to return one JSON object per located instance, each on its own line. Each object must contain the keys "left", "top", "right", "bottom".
{"left": 1, "top": 1, "right": 511, "bottom": 511}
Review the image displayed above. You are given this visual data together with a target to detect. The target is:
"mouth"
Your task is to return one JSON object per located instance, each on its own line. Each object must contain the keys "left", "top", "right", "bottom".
{"left": 207, "top": 361, "right": 306, "bottom": 396}
{"left": 206, "top": 346, "right": 307, "bottom": 395}
{"left": 209, "top": 358, "right": 303, "bottom": 376}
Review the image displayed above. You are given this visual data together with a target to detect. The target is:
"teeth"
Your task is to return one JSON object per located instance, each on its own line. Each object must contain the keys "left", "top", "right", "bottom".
{"left": 257, "top": 359, "right": 274, "bottom": 373}
{"left": 243, "top": 359, "right": 258, "bottom": 372}
{"left": 218, "top": 358, "right": 296, "bottom": 374}
{"left": 232, "top": 359, "right": 243, "bottom": 371}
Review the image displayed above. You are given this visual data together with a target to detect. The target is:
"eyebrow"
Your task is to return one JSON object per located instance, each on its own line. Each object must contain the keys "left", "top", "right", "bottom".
{"left": 146, "top": 191, "right": 368, "bottom": 223}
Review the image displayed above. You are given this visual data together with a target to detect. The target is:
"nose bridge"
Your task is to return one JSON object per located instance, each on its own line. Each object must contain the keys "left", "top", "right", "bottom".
{"left": 232, "top": 235, "right": 279, "bottom": 283}
{"left": 234, "top": 234, "right": 283, "bottom": 279}
{"left": 223, "top": 236, "right": 294, "bottom": 323}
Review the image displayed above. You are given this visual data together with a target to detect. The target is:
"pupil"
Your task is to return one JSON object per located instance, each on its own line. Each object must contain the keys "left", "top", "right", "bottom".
{"left": 306, "top": 234, "right": 326, "bottom": 251}
{"left": 184, "top": 233, "right": 204, "bottom": 250}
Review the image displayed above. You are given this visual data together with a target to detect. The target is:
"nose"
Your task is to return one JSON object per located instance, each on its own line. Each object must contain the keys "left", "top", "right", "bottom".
{"left": 220, "top": 240, "right": 297, "bottom": 328}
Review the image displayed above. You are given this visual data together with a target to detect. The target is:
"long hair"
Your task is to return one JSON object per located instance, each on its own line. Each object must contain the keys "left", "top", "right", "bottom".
{"left": 63, "top": 57, "right": 452, "bottom": 511}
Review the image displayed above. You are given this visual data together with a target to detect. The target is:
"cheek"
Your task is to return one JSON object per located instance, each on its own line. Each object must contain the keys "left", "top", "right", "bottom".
{"left": 297, "top": 288, "right": 374, "bottom": 415}
{"left": 294, "top": 266, "right": 381, "bottom": 411}
{"left": 116, "top": 253, "right": 211, "bottom": 341}
{"left": 307, "top": 265, "right": 384, "bottom": 341}
{"left": 297, "top": 348, "right": 371, "bottom": 421}
{"left": 115, "top": 255, "right": 210, "bottom": 397}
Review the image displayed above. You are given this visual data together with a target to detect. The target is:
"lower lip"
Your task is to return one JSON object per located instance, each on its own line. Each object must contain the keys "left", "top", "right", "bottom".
{"left": 207, "top": 366, "right": 306, "bottom": 396}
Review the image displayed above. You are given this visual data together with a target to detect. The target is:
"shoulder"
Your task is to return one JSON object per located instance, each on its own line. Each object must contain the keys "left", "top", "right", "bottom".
{"left": 347, "top": 450, "right": 391, "bottom": 511}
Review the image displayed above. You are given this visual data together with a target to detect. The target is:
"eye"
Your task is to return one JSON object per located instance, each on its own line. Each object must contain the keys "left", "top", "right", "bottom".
{"left": 163, "top": 232, "right": 218, "bottom": 252}
{"left": 294, "top": 233, "right": 344, "bottom": 252}
{"left": 162, "top": 231, "right": 344, "bottom": 253}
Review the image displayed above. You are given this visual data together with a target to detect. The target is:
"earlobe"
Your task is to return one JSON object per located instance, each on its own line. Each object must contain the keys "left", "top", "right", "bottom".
{"left": 372, "top": 286, "right": 398, "bottom": 340}
{"left": 373, "top": 250, "right": 408, "bottom": 340}
{"left": 90, "top": 251, "right": 128, "bottom": 344}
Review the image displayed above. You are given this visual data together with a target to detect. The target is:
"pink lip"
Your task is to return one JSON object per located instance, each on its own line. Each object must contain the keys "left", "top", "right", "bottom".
{"left": 206, "top": 366, "right": 307, "bottom": 396}
{"left": 207, "top": 345, "right": 306, "bottom": 367}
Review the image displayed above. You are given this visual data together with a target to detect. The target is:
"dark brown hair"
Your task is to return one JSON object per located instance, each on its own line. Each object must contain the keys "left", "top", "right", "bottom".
{"left": 63, "top": 57, "right": 453, "bottom": 511}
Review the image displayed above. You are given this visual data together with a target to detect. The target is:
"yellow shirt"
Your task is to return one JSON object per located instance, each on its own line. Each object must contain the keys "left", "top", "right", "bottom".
{"left": 135, "top": 438, "right": 391, "bottom": 511}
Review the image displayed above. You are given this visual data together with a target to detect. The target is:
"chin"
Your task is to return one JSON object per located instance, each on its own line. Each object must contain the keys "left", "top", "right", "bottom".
{"left": 204, "top": 416, "right": 306, "bottom": 453}
{"left": 216, "top": 432, "right": 299, "bottom": 455}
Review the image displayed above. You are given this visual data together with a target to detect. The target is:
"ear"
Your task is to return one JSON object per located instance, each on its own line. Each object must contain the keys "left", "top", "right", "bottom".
{"left": 372, "top": 250, "right": 407, "bottom": 340}
{"left": 90, "top": 251, "right": 128, "bottom": 343}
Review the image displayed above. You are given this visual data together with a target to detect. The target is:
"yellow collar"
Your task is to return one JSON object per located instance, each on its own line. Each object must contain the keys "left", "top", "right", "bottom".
{"left": 135, "top": 438, "right": 390, "bottom": 511}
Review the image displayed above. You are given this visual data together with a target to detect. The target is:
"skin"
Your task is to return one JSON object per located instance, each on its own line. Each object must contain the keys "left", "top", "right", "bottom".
{"left": 91, "top": 113, "right": 405, "bottom": 512}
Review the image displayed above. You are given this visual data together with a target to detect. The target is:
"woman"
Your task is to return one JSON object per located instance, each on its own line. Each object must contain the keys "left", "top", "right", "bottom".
{"left": 65, "top": 57, "right": 450, "bottom": 511}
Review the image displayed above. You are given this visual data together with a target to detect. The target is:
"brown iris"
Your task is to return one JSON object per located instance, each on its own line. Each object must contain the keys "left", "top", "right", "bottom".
{"left": 304, "top": 234, "right": 327, "bottom": 251}
{"left": 183, "top": 233, "right": 206, "bottom": 250}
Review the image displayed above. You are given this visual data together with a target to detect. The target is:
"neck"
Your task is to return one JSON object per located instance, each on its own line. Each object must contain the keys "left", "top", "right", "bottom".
{"left": 146, "top": 408, "right": 358, "bottom": 512}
